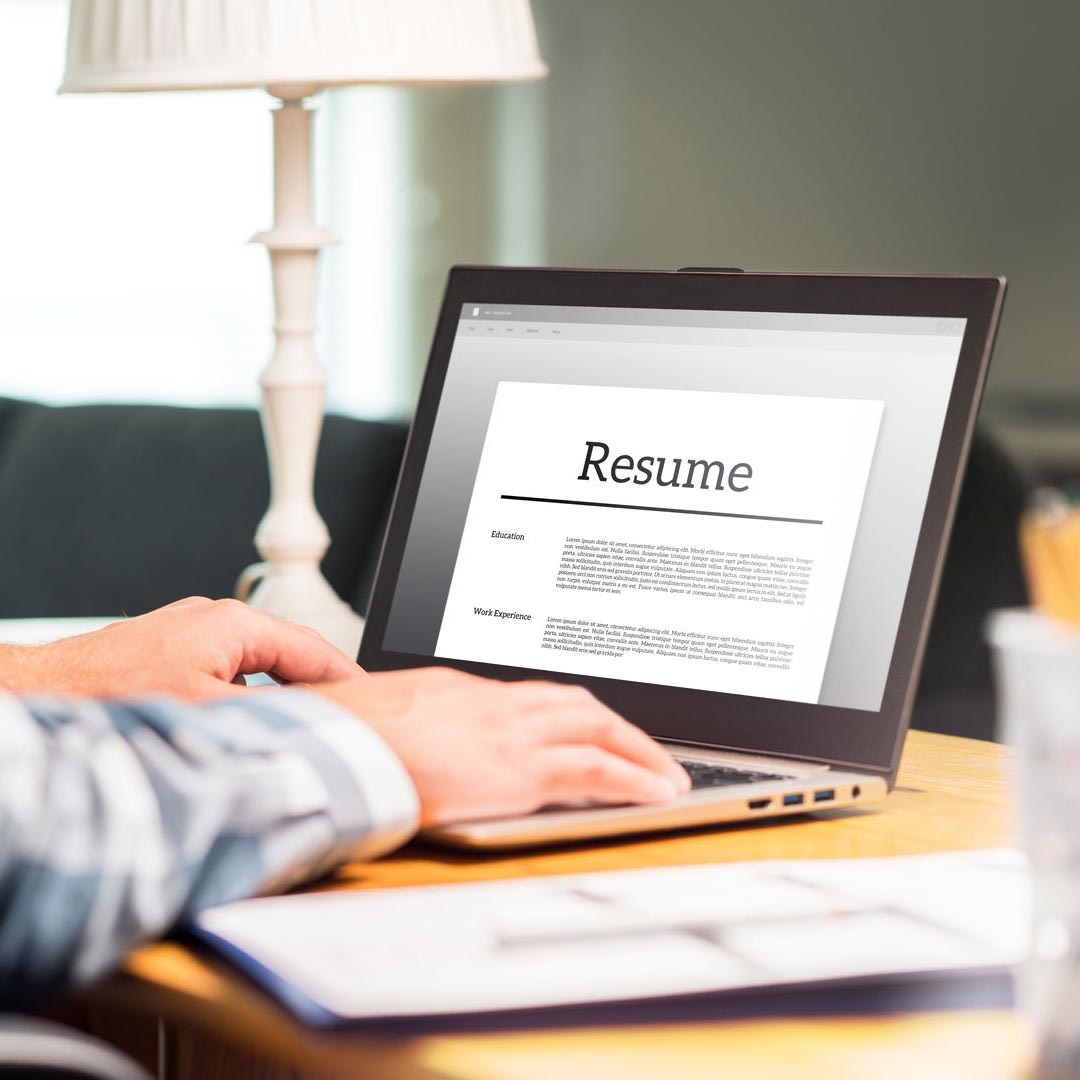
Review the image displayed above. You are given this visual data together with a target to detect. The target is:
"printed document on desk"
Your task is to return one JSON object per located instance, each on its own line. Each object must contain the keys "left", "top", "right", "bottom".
{"left": 434, "top": 382, "right": 884, "bottom": 704}
{"left": 193, "top": 850, "right": 1025, "bottom": 1028}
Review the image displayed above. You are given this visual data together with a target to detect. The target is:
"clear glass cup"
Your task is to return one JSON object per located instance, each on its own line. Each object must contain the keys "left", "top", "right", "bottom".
{"left": 990, "top": 609, "right": 1080, "bottom": 1078}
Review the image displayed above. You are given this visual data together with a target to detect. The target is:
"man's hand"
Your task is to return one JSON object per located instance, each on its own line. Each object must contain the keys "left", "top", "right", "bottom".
{"left": 0, "top": 597, "right": 360, "bottom": 700}
{"left": 313, "top": 668, "right": 691, "bottom": 826}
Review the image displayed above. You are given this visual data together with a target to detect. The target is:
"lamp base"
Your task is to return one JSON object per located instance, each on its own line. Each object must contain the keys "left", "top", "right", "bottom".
{"left": 236, "top": 560, "right": 365, "bottom": 658}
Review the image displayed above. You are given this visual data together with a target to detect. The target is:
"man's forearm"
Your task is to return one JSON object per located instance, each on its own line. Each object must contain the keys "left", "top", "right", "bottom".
{"left": 0, "top": 599, "right": 364, "bottom": 702}
{"left": 0, "top": 639, "right": 108, "bottom": 695}
{"left": 0, "top": 644, "right": 50, "bottom": 694}
{"left": 0, "top": 689, "right": 418, "bottom": 1009}
{"left": 0, "top": 635, "right": 127, "bottom": 697}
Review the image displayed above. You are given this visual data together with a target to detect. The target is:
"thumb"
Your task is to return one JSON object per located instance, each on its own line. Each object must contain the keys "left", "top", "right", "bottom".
{"left": 232, "top": 609, "right": 361, "bottom": 685}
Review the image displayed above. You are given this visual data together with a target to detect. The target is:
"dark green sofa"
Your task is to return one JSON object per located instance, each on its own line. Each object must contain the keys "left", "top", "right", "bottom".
{"left": 0, "top": 397, "right": 407, "bottom": 620}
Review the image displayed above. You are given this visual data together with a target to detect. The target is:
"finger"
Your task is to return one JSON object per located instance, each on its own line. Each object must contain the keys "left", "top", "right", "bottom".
{"left": 162, "top": 596, "right": 214, "bottom": 610}
{"left": 227, "top": 606, "right": 361, "bottom": 684}
{"left": 516, "top": 690, "right": 690, "bottom": 793}
{"left": 536, "top": 746, "right": 682, "bottom": 806}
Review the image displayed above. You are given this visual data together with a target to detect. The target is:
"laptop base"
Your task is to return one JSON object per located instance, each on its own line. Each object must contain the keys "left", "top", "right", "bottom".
{"left": 422, "top": 759, "right": 887, "bottom": 850}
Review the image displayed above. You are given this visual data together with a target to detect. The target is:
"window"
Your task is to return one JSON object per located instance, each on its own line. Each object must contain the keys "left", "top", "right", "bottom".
{"left": 0, "top": 0, "right": 429, "bottom": 419}
{"left": 0, "top": 0, "right": 274, "bottom": 408}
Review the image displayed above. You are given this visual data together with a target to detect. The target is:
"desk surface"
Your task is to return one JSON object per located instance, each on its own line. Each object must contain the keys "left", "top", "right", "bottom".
{"left": 0, "top": 617, "right": 117, "bottom": 645}
{"left": 92, "top": 729, "right": 1032, "bottom": 1080}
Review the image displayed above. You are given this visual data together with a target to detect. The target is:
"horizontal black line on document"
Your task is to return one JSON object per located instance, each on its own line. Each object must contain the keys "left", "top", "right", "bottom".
{"left": 500, "top": 494, "right": 824, "bottom": 525}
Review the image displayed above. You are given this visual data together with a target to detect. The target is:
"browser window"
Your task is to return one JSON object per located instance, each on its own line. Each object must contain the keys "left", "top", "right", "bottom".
{"left": 381, "top": 304, "right": 965, "bottom": 712}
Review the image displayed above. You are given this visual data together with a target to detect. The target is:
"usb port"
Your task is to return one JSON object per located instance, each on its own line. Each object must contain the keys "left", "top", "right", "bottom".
{"left": 813, "top": 789, "right": 836, "bottom": 803}
{"left": 747, "top": 798, "right": 771, "bottom": 810}
{"left": 783, "top": 793, "right": 804, "bottom": 806}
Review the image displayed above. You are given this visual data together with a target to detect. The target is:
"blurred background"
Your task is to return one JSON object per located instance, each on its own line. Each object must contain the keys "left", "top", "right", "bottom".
{"left": 2, "top": 0, "right": 1078, "bottom": 483}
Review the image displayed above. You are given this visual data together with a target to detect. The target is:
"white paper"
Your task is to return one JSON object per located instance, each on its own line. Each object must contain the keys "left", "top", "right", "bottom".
{"left": 195, "top": 849, "right": 1026, "bottom": 1021}
{"left": 434, "top": 383, "right": 883, "bottom": 704}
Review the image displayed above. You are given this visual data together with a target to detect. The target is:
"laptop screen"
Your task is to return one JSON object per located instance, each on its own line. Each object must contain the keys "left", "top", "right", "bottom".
{"left": 378, "top": 301, "right": 966, "bottom": 714}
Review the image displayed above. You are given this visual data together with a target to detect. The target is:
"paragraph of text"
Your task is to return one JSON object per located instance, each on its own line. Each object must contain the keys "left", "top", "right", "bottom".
{"left": 541, "top": 617, "right": 795, "bottom": 671}
{"left": 555, "top": 537, "right": 813, "bottom": 605}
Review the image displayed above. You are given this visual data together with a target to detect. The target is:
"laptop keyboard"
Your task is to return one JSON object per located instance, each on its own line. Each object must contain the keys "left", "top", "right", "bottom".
{"left": 677, "top": 759, "right": 791, "bottom": 790}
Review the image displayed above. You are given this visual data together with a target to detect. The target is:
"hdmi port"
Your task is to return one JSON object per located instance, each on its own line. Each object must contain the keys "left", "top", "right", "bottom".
{"left": 748, "top": 798, "right": 772, "bottom": 810}
{"left": 813, "top": 789, "right": 836, "bottom": 803}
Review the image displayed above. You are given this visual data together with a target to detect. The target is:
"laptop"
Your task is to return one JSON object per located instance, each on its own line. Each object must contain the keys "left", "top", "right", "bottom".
{"left": 358, "top": 267, "right": 1005, "bottom": 849}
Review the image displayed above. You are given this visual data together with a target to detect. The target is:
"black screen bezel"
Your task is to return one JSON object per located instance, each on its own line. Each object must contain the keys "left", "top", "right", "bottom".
{"left": 358, "top": 267, "right": 1005, "bottom": 784}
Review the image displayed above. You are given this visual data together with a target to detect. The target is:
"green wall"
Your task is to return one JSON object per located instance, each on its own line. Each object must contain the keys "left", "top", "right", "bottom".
{"left": 534, "top": 0, "right": 1079, "bottom": 410}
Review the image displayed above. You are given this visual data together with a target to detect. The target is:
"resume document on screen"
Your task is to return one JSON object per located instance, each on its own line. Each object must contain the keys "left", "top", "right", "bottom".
{"left": 435, "top": 382, "right": 884, "bottom": 705}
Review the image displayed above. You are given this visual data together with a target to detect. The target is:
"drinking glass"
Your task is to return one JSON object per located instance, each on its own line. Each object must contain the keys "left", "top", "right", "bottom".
{"left": 990, "top": 609, "right": 1080, "bottom": 1078}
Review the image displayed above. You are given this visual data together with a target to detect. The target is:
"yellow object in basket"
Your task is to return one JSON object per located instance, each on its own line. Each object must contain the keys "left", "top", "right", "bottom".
{"left": 1019, "top": 490, "right": 1080, "bottom": 628}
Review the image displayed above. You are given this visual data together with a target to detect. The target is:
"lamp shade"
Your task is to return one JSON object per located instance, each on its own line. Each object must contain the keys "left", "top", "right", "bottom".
{"left": 61, "top": 0, "right": 547, "bottom": 93}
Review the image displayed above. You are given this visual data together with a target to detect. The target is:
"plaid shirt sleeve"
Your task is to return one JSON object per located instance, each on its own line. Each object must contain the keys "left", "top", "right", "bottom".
{"left": 0, "top": 689, "right": 419, "bottom": 1010}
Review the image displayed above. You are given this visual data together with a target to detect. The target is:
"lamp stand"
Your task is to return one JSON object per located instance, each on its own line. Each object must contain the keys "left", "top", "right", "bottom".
{"left": 236, "top": 84, "right": 365, "bottom": 657}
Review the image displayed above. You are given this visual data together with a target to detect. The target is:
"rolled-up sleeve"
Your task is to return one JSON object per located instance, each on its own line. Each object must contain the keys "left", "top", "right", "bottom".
{"left": 0, "top": 689, "right": 418, "bottom": 1009}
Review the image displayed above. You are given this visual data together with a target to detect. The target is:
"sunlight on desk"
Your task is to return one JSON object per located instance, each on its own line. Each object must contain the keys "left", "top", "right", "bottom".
{"left": 418, "top": 1012, "right": 1032, "bottom": 1080}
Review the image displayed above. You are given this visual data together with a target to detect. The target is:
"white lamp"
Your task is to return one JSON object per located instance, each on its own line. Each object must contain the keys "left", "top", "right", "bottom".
{"left": 61, "top": 0, "right": 547, "bottom": 654}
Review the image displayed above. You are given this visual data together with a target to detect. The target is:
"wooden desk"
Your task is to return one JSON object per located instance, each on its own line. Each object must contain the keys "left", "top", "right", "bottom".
{"left": 84, "top": 730, "right": 1034, "bottom": 1080}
